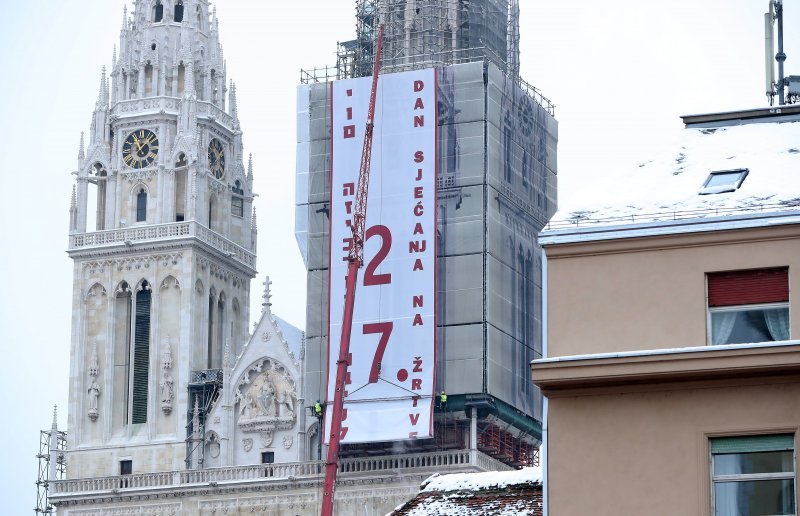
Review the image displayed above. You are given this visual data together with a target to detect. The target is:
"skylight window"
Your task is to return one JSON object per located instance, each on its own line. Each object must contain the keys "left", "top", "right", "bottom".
{"left": 698, "top": 168, "right": 748, "bottom": 195}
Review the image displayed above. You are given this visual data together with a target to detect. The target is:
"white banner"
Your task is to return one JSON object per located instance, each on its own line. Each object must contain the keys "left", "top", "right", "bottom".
{"left": 326, "top": 68, "right": 437, "bottom": 444}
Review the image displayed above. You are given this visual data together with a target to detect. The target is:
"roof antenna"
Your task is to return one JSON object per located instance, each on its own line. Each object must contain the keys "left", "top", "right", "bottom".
{"left": 766, "top": 1, "right": 790, "bottom": 105}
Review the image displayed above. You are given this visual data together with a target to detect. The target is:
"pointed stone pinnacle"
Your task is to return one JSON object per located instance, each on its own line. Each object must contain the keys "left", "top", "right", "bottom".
{"left": 78, "top": 132, "right": 85, "bottom": 161}
{"left": 251, "top": 206, "right": 257, "bottom": 231}
{"left": 247, "top": 153, "right": 253, "bottom": 180}
{"left": 112, "top": 45, "right": 117, "bottom": 66}
{"left": 52, "top": 405, "right": 58, "bottom": 430}
{"left": 70, "top": 185, "right": 77, "bottom": 209}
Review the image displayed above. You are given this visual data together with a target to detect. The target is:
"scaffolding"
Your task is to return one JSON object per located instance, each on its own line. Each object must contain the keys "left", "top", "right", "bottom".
{"left": 300, "top": 0, "right": 553, "bottom": 114}
{"left": 35, "top": 427, "right": 66, "bottom": 514}
{"left": 185, "top": 368, "right": 223, "bottom": 470}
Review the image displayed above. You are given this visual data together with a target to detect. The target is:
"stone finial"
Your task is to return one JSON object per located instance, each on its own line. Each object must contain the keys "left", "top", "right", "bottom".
{"left": 247, "top": 153, "right": 253, "bottom": 182}
{"left": 97, "top": 67, "right": 109, "bottom": 108}
{"left": 51, "top": 405, "right": 58, "bottom": 431}
{"left": 78, "top": 132, "right": 85, "bottom": 161}
{"left": 251, "top": 206, "right": 257, "bottom": 231}
{"left": 262, "top": 276, "right": 272, "bottom": 313}
{"left": 112, "top": 45, "right": 117, "bottom": 66}
{"left": 122, "top": 5, "right": 128, "bottom": 31}
{"left": 70, "top": 185, "right": 77, "bottom": 209}
{"left": 229, "top": 80, "right": 238, "bottom": 121}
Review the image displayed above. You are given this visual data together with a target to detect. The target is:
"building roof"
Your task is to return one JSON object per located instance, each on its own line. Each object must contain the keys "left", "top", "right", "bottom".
{"left": 390, "top": 466, "right": 543, "bottom": 515}
{"left": 547, "top": 118, "right": 800, "bottom": 231}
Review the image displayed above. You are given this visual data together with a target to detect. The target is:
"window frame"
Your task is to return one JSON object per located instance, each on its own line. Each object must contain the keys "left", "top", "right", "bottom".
{"left": 707, "top": 301, "right": 791, "bottom": 345}
{"left": 710, "top": 434, "right": 797, "bottom": 516}
{"left": 699, "top": 168, "right": 749, "bottom": 195}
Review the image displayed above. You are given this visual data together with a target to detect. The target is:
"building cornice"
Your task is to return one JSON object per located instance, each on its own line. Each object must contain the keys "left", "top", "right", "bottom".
{"left": 532, "top": 341, "right": 800, "bottom": 395}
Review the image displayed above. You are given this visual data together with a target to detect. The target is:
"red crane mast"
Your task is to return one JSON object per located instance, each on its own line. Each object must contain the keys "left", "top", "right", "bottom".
{"left": 321, "top": 24, "right": 385, "bottom": 516}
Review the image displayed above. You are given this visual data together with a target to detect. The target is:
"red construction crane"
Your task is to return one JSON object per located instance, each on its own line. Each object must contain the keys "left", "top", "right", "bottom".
{"left": 321, "top": 24, "right": 385, "bottom": 516}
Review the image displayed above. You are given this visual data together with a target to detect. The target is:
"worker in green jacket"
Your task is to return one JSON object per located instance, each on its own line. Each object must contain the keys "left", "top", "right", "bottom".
{"left": 439, "top": 391, "right": 447, "bottom": 409}
{"left": 314, "top": 400, "right": 323, "bottom": 419}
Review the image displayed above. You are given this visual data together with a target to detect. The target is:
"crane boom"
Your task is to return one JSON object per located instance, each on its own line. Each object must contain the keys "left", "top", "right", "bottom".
{"left": 321, "top": 24, "right": 385, "bottom": 516}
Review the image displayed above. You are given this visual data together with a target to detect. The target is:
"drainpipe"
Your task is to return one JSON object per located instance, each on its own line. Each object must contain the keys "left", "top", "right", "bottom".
{"left": 541, "top": 251, "right": 549, "bottom": 516}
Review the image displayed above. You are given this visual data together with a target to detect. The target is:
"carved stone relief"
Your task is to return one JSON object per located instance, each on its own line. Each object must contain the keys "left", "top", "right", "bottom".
{"left": 235, "top": 360, "right": 297, "bottom": 433}
{"left": 242, "top": 438, "right": 253, "bottom": 452}
{"left": 160, "top": 341, "right": 174, "bottom": 415}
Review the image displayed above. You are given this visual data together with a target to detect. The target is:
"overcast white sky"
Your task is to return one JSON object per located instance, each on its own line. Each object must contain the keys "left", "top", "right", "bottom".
{"left": 1, "top": 0, "right": 797, "bottom": 510}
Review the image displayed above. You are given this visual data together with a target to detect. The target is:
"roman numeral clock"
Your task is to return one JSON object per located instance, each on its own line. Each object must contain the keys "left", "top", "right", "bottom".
{"left": 122, "top": 129, "right": 159, "bottom": 169}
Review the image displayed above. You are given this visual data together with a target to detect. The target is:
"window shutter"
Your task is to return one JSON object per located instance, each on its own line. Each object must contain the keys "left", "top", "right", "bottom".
{"left": 132, "top": 288, "right": 151, "bottom": 424}
{"left": 707, "top": 267, "right": 789, "bottom": 307}
{"left": 711, "top": 434, "right": 794, "bottom": 454}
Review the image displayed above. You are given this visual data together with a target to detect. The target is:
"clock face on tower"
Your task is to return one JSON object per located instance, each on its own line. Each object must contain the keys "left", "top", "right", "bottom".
{"left": 208, "top": 138, "right": 226, "bottom": 179}
{"left": 122, "top": 129, "right": 159, "bottom": 169}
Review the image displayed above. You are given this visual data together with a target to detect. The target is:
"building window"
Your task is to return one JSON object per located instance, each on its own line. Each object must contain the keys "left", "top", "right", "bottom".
{"left": 136, "top": 188, "right": 147, "bottom": 222}
{"left": 132, "top": 282, "right": 151, "bottom": 424}
{"left": 153, "top": 1, "right": 163, "bottom": 22}
{"left": 707, "top": 268, "right": 790, "bottom": 345}
{"left": 711, "top": 434, "right": 795, "bottom": 515}
{"left": 231, "top": 180, "right": 244, "bottom": 217}
{"left": 120, "top": 460, "right": 133, "bottom": 475}
{"left": 261, "top": 451, "right": 274, "bottom": 464}
{"left": 174, "top": 1, "right": 184, "bottom": 23}
{"left": 699, "top": 168, "right": 749, "bottom": 195}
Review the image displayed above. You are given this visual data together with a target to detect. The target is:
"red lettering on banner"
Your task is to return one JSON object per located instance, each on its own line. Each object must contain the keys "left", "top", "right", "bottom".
{"left": 340, "top": 427, "right": 349, "bottom": 440}
{"left": 342, "top": 237, "right": 353, "bottom": 252}
{"left": 414, "top": 98, "right": 425, "bottom": 110}
{"left": 413, "top": 356, "right": 423, "bottom": 372}
{"left": 414, "top": 115, "right": 425, "bottom": 128}
{"left": 415, "top": 168, "right": 423, "bottom": 181}
{"left": 342, "top": 183, "right": 355, "bottom": 196}
{"left": 409, "top": 413, "right": 420, "bottom": 425}
{"left": 413, "top": 296, "right": 423, "bottom": 308}
{"left": 414, "top": 187, "right": 424, "bottom": 199}
{"left": 413, "top": 259, "right": 424, "bottom": 271}
{"left": 409, "top": 240, "right": 427, "bottom": 253}
{"left": 344, "top": 125, "right": 356, "bottom": 138}
{"left": 409, "top": 431, "right": 418, "bottom": 438}
{"left": 346, "top": 89, "right": 353, "bottom": 96}
{"left": 346, "top": 107, "right": 353, "bottom": 120}
{"left": 342, "top": 408, "right": 348, "bottom": 420}
{"left": 414, "top": 151, "right": 425, "bottom": 163}
{"left": 413, "top": 314, "right": 423, "bottom": 326}
{"left": 413, "top": 203, "right": 424, "bottom": 216}
{"left": 412, "top": 396, "right": 420, "bottom": 407}
{"left": 411, "top": 379, "right": 422, "bottom": 390}
{"left": 414, "top": 80, "right": 425, "bottom": 92}
{"left": 413, "top": 223, "right": 424, "bottom": 235}
{"left": 345, "top": 200, "right": 353, "bottom": 214}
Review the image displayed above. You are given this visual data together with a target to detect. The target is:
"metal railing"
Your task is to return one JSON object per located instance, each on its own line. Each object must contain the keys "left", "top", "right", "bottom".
{"left": 50, "top": 450, "right": 506, "bottom": 497}
{"left": 68, "top": 221, "right": 256, "bottom": 269}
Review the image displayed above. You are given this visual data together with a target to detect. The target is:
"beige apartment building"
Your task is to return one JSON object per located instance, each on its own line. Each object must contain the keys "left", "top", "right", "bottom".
{"left": 533, "top": 106, "right": 800, "bottom": 515}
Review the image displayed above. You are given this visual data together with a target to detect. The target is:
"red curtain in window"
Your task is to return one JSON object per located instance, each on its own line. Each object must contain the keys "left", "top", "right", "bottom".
{"left": 708, "top": 267, "right": 789, "bottom": 307}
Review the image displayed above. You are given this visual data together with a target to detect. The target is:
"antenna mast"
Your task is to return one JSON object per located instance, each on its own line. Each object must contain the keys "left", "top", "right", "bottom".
{"left": 766, "top": 0, "right": 788, "bottom": 105}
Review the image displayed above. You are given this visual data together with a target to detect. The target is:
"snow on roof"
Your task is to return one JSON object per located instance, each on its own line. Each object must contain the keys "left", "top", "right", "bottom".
{"left": 421, "top": 465, "right": 542, "bottom": 493}
{"left": 273, "top": 314, "right": 303, "bottom": 360}
{"left": 548, "top": 120, "right": 800, "bottom": 229}
{"left": 389, "top": 466, "right": 543, "bottom": 516}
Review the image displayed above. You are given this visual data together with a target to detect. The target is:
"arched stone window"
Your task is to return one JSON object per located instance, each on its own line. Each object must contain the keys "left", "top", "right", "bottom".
{"left": 136, "top": 188, "right": 147, "bottom": 222}
{"left": 196, "top": 5, "right": 203, "bottom": 29}
{"left": 113, "top": 281, "right": 132, "bottom": 427}
{"left": 231, "top": 180, "right": 244, "bottom": 217}
{"left": 174, "top": 0, "right": 184, "bottom": 23}
{"left": 153, "top": 1, "right": 164, "bottom": 22}
{"left": 132, "top": 280, "right": 152, "bottom": 424}
{"left": 144, "top": 63, "right": 154, "bottom": 96}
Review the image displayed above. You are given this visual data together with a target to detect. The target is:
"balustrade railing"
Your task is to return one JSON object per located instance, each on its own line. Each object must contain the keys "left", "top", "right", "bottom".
{"left": 69, "top": 221, "right": 255, "bottom": 269}
{"left": 50, "top": 450, "right": 504, "bottom": 497}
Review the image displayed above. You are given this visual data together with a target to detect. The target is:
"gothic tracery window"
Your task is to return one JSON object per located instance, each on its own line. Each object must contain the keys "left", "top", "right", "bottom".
{"left": 231, "top": 180, "right": 244, "bottom": 217}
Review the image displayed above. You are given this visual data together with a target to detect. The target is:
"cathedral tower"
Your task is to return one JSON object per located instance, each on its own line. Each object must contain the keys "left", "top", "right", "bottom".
{"left": 66, "top": 0, "right": 257, "bottom": 476}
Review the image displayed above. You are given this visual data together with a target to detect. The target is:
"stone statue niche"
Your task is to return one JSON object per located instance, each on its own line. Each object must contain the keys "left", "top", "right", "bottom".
{"left": 236, "top": 361, "right": 298, "bottom": 433}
